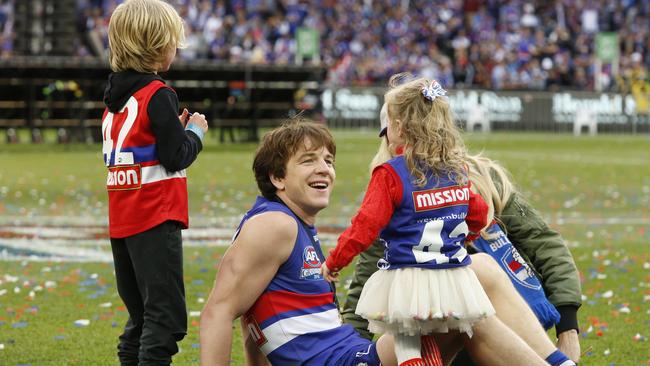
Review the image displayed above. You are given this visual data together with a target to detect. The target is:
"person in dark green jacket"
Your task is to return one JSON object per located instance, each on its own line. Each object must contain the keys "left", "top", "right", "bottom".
{"left": 342, "top": 106, "right": 582, "bottom": 364}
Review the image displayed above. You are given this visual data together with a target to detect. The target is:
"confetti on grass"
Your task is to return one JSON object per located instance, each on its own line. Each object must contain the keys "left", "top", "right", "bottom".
{"left": 73, "top": 319, "right": 90, "bottom": 327}
{"left": 11, "top": 322, "right": 27, "bottom": 329}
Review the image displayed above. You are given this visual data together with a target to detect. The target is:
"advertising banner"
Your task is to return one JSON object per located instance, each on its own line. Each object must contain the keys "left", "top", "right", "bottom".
{"left": 322, "top": 88, "right": 649, "bottom": 131}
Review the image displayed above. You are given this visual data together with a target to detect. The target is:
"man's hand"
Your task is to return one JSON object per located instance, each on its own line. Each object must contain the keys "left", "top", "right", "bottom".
{"left": 321, "top": 263, "right": 339, "bottom": 283}
{"left": 557, "top": 329, "right": 580, "bottom": 363}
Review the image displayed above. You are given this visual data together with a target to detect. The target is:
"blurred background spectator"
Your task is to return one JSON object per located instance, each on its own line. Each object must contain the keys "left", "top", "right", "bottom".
{"left": 8, "top": 0, "right": 650, "bottom": 91}
{"left": 0, "top": 0, "right": 14, "bottom": 58}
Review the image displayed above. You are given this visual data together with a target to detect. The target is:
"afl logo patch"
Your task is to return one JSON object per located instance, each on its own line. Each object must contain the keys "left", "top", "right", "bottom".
{"left": 300, "top": 246, "right": 322, "bottom": 280}
{"left": 303, "top": 246, "right": 321, "bottom": 268}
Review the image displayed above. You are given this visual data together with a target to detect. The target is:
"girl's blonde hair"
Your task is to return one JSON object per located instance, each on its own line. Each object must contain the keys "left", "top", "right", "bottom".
{"left": 384, "top": 74, "right": 467, "bottom": 186}
{"left": 466, "top": 154, "right": 514, "bottom": 227}
{"left": 108, "top": 0, "right": 185, "bottom": 73}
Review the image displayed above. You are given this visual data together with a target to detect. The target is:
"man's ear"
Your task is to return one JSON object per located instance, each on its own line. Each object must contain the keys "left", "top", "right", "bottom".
{"left": 270, "top": 174, "right": 285, "bottom": 191}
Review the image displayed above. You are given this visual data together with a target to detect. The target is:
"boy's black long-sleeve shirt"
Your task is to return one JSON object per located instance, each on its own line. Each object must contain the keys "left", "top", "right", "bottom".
{"left": 103, "top": 70, "right": 202, "bottom": 172}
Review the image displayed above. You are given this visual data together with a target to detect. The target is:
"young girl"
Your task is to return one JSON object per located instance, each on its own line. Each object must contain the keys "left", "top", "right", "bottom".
{"left": 322, "top": 77, "right": 493, "bottom": 366}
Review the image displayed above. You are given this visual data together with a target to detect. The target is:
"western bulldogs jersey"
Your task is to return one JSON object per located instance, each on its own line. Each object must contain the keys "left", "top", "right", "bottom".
{"left": 379, "top": 156, "right": 477, "bottom": 270}
{"left": 473, "top": 223, "right": 560, "bottom": 329}
{"left": 239, "top": 197, "right": 372, "bottom": 366}
{"left": 101, "top": 80, "right": 188, "bottom": 238}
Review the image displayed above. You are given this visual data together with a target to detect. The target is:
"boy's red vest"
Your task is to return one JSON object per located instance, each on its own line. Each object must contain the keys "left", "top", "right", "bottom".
{"left": 101, "top": 80, "right": 188, "bottom": 238}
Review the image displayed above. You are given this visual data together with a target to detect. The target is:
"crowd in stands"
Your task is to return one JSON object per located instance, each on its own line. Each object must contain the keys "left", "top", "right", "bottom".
{"left": 0, "top": 1, "right": 12, "bottom": 58}
{"left": 6, "top": 0, "right": 650, "bottom": 91}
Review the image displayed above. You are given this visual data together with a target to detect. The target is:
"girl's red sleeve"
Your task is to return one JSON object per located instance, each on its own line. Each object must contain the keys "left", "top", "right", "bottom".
{"left": 465, "top": 181, "right": 488, "bottom": 240}
{"left": 325, "top": 165, "right": 402, "bottom": 271}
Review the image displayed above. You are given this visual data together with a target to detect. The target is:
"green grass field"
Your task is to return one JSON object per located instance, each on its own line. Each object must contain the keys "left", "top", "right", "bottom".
{"left": 1, "top": 130, "right": 649, "bottom": 365}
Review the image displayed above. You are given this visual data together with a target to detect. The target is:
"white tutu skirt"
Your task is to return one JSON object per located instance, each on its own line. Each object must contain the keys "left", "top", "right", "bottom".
{"left": 355, "top": 267, "right": 495, "bottom": 337}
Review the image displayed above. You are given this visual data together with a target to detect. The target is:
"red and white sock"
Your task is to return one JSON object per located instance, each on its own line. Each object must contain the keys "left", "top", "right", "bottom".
{"left": 395, "top": 334, "right": 424, "bottom": 366}
{"left": 421, "top": 335, "right": 443, "bottom": 366}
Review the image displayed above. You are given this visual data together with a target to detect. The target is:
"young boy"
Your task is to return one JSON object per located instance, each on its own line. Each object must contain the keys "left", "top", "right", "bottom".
{"left": 101, "top": 1, "right": 208, "bottom": 364}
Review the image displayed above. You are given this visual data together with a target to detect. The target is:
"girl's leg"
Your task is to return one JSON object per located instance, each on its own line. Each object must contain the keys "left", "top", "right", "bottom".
{"left": 377, "top": 334, "right": 444, "bottom": 366}
{"left": 462, "top": 315, "right": 548, "bottom": 366}
{"left": 469, "top": 253, "right": 558, "bottom": 358}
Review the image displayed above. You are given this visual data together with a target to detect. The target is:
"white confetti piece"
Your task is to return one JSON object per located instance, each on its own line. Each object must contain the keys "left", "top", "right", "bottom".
{"left": 74, "top": 319, "right": 90, "bottom": 327}
{"left": 197, "top": 298, "right": 205, "bottom": 304}
{"left": 603, "top": 348, "right": 610, "bottom": 355}
{"left": 189, "top": 311, "right": 201, "bottom": 318}
{"left": 0, "top": 343, "right": 4, "bottom": 350}
{"left": 597, "top": 274, "right": 607, "bottom": 280}
{"left": 4, "top": 275, "right": 18, "bottom": 283}
{"left": 644, "top": 262, "right": 650, "bottom": 270}
{"left": 99, "top": 302, "right": 112, "bottom": 308}
{"left": 44, "top": 281, "right": 57, "bottom": 288}
{"left": 14, "top": 287, "right": 20, "bottom": 294}
{"left": 602, "top": 290, "right": 614, "bottom": 298}
{"left": 619, "top": 306, "right": 630, "bottom": 313}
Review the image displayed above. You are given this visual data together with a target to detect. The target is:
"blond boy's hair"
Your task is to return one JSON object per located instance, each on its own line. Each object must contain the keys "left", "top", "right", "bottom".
{"left": 108, "top": 0, "right": 185, "bottom": 73}
{"left": 384, "top": 74, "right": 467, "bottom": 186}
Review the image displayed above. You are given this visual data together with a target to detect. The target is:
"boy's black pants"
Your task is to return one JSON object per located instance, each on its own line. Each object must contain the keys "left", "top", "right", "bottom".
{"left": 110, "top": 220, "right": 187, "bottom": 366}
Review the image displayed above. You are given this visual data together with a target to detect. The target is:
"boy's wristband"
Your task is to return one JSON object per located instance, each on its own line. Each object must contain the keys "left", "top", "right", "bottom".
{"left": 186, "top": 124, "right": 205, "bottom": 141}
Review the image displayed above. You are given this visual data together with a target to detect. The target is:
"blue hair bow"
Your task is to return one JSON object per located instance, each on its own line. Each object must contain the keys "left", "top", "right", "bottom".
{"left": 421, "top": 80, "right": 447, "bottom": 102}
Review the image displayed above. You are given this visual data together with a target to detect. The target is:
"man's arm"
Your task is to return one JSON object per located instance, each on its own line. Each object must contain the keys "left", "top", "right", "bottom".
{"left": 199, "top": 212, "right": 296, "bottom": 366}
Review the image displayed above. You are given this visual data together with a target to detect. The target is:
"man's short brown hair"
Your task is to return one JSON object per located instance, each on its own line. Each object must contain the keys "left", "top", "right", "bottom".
{"left": 253, "top": 120, "right": 336, "bottom": 199}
